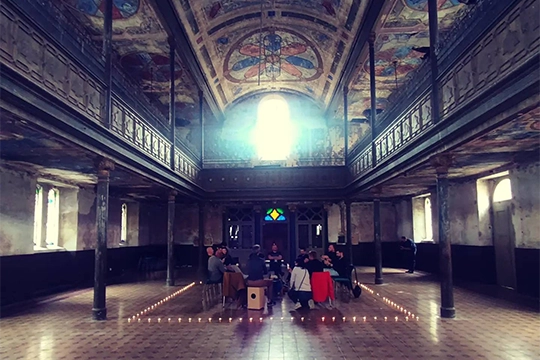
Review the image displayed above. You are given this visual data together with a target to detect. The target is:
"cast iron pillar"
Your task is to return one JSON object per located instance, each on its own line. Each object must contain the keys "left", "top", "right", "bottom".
{"left": 428, "top": 0, "right": 441, "bottom": 124}
{"left": 368, "top": 32, "right": 377, "bottom": 167}
{"left": 432, "top": 154, "right": 455, "bottom": 318}
{"left": 198, "top": 202, "right": 206, "bottom": 279}
{"left": 93, "top": 157, "right": 114, "bottom": 320}
{"left": 288, "top": 204, "right": 297, "bottom": 262}
{"left": 345, "top": 200, "right": 353, "bottom": 264}
{"left": 199, "top": 90, "right": 204, "bottom": 166}
{"left": 168, "top": 37, "right": 176, "bottom": 169}
{"left": 323, "top": 203, "right": 331, "bottom": 252}
{"left": 166, "top": 190, "right": 177, "bottom": 286}
{"left": 372, "top": 188, "right": 383, "bottom": 284}
{"left": 102, "top": 0, "right": 113, "bottom": 129}
{"left": 343, "top": 86, "right": 349, "bottom": 164}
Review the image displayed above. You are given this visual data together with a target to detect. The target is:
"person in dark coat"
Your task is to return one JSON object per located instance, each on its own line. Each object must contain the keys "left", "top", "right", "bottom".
{"left": 400, "top": 236, "right": 417, "bottom": 273}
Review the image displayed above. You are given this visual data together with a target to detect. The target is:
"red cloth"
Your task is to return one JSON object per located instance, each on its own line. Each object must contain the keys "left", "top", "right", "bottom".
{"left": 311, "top": 271, "right": 335, "bottom": 302}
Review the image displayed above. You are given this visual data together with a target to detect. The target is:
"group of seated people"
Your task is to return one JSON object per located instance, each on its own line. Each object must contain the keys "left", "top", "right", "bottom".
{"left": 206, "top": 242, "right": 351, "bottom": 310}
{"left": 289, "top": 244, "right": 350, "bottom": 310}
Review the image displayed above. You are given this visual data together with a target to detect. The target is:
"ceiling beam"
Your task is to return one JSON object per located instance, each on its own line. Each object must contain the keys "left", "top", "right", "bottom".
{"left": 149, "top": 0, "right": 224, "bottom": 122}
{"left": 325, "top": 0, "right": 387, "bottom": 117}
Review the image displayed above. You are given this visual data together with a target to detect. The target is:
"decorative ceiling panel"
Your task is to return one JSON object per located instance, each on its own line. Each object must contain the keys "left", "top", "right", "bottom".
{"left": 57, "top": 0, "right": 201, "bottom": 153}
{"left": 345, "top": 0, "right": 465, "bottom": 120}
{"left": 172, "top": 0, "right": 367, "bottom": 109}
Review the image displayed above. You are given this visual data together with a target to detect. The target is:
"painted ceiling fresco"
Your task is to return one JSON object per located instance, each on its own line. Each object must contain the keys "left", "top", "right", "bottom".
{"left": 343, "top": 0, "right": 465, "bottom": 123}
{"left": 57, "top": 0, "right": 202, "bottom": 154}
{"left": 172, "top": 0, "right": 367, "bottom": 108}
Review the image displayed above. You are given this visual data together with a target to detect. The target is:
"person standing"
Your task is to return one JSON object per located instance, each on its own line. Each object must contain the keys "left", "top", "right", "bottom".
{"left": 267, "top": 243, "right": 283, "bottom": 276}
{"left": 400, "top": 236, "right": 417, "bottom": 273}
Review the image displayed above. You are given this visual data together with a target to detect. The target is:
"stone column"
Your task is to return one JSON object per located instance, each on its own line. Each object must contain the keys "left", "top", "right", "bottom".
{"left": 198, "top": 202, "right": 206, "bottom": 279}
{"left": 431, "top": 154, "right": 455, "bottom": 318}
{"left": 166, "top": 190, "right": 177, "bottom": 286}
{"left": 372, "top": 188, "right": 383, "bottom": 284}
{"left": 199, "top": 90, "right": 204, "bottom": 166}
{"left": 288, "top": 204, "right": 297, "bottom": 262}
{"left": 345, "top": 200, "right": 352, "bottom": 264}
{"left": 323, "top": 203, "right": 331, "bottom": 252}
{"left": 93, "top": 157, "right": 114, "bottom": 320}
{"left": 254, "top": 205, "right": 262, "bottom": 247}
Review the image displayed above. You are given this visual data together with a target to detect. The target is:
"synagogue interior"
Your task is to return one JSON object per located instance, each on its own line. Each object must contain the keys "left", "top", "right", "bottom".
{"left": 0, "top": 0, "right": 539, "bottom": 359}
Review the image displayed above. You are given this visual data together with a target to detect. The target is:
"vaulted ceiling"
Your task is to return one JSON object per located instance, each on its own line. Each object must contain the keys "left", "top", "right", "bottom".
{"left": 57, "top": 0, "right": 468, "bottom": 133}
{"left": 170, "top": 0, "right": 368, "bottom": 110}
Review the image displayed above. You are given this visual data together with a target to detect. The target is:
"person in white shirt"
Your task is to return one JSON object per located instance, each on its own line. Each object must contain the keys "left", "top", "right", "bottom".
{"left": 289, "top": 259, "right": 315, "bottom": 310}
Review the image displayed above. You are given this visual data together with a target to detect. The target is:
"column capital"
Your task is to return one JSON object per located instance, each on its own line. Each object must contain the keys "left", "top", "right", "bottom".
{"left": 287, "top": 204, "right": 297, "bottom": 212}
{"left": 168, "top": 190, "right": 177, "bottom": 201}
{"left": 430, "top": 154, "right": 453, "bottom": 175}
{"left": 95, "top": 157, "right": 115, "bottom": 175}
{"left": 370, "top": 186, "right": 383, "bottom": 198}
{"left": 253, "top": 205, "right": 262, "bottom": 213}
{"left": 368, "top": 32, "right": 376, "bottom": 45}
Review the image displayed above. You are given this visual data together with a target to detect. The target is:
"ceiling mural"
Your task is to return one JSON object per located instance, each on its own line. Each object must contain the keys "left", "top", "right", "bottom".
{"left": 57, "top": 0, "right": 202, "bottom": 154}
{"left": 172, "top": 0, "right": 367, "bottom": 109}
{"left": 342, "top": 0, "right": 465, "bottom": 128}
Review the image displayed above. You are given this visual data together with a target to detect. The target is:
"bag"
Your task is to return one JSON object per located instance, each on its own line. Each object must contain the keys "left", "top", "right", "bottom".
{"left": 352, "top": 267, "right": 362, "bottom": 298}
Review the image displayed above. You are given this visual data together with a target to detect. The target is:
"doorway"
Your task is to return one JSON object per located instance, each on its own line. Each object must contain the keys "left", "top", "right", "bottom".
{"left": 296, "top": 207, "right": 325, "bottom": 256}
{"left": 491, "top": 178, "right": 517, "bottom": 289}
{"left": 262, "top": 223, "right": 289, "bottom": 262}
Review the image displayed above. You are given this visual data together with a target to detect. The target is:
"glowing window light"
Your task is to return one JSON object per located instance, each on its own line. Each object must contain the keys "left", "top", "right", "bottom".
{"left": 265, "top": 208, "right": 286, "bottom": 221}
{"left": 253, "top": 95, "right": 294, "bottom": 161}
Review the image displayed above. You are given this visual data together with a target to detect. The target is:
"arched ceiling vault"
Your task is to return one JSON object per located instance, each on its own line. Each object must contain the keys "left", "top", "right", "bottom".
{"left": 163, "top": 0, "right": 370, "bottom": 111}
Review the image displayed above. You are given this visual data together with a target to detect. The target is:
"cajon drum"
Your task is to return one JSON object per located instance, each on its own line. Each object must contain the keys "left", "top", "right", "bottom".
{"left": 247, "top": 287, "right": 265, "bottom": 310}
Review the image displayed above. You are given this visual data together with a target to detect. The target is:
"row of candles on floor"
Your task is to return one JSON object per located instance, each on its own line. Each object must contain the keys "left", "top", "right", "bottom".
{"left": 359, "top": 283, "right": 419, "bottom": 321}
{"left": 127, "top": 315, "right": 419, "bottom": 323}
{"left": 130, "top": 282, "right": 196, "bottom": 320}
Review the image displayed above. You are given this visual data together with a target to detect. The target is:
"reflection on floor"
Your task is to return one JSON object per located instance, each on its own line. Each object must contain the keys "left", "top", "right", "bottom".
{"left": 1, "top": 268, "right": 539, "bottom": 360}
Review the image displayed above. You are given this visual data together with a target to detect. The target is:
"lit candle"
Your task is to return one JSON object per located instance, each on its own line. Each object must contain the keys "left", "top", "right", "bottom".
{"left": 259, "top": 317, "right": 263, "bottom": 322}
{"left": 384, "top": 317, "right": 387, "bottom": 321}
{"left": 332, "top": 317, "right": 335, "bottom": 322}
{"left": 353, "top": 317, "right": 356, "bottom": 322}
{"left": 322, "top": 317, "right": 325, "bottom": 322}
{"left": 301, "top": 317, "right": 304, "bottom": 322}
{"left": 229, "top": 318, "right": 232, "bottom": 322}
{"left": 239, "top": 318, "right": 243, "bottom": 322}
{"left": 218, "top": 318, "right": 222, "bottom": 322}
{"left": 342, "top": 317, "right": 346, "bottom": 321}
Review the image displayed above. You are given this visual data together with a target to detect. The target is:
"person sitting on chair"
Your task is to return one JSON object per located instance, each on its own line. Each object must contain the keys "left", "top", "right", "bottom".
{"left": 208, "top": 248, "right": 229, "bottom": 283}
{"left": 247, "top": 245, "right": 275, "bottom": 307}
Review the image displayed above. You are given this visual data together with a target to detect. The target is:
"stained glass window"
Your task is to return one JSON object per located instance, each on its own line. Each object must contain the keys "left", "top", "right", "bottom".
{"left": 265, "top": 208, "right": 286, "bottom": 221}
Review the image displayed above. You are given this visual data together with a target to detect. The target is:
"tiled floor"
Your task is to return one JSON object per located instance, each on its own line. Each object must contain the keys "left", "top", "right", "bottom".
{"left": 1, "top": 268, "right": 539, "bottom": 359}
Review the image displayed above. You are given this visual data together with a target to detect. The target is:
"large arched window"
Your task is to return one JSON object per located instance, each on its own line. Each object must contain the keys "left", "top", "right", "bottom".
{"left": 493, "top": 178, "right": 512, "bottom": 202}
{"left": 253, "top": 95, "right": 294, "bottom": 160}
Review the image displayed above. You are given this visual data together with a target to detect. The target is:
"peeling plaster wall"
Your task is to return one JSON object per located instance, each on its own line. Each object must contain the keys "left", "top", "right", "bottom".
{"left": 175, "top": 204, "right": 199, "bottom": 245}
{"left": 476, "top": 179, "right": 493, "bottom": 246}
{"left": 350, "top": 202, "right": 397, "bottom": 244}
{"left": 107, "top": 198, "right": 122, "bottom": 248}
{"left": 205, "top": 205, "right": 223, "bottom": 245}
{"left": 77, "top": 187, "right": 96, "bottom": 250}
{"left": 0, "top": 167, "right": 35, "bottom": 255}
{"left": 126, "top": 202, "right": 140, "bottom": 246}
{"left": 448, "top": 181, "right": 481, "bottom": 245}
{"left": 327, "top": 203, "right": 341, "bottom": 243}
{"left": 139, "top": 202, "right": 167, "bottom": 245}
{"left": 59, "top": 188, "right": 79, "bottom": 251}
{"left": 510, "top": 162, "right": 540, "bottom": 249}
{"left": 412, "top": 197, "right": 426, "bottom": 242}
{"left": 395, "top": 199, "right": 413, "bottom": 239}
